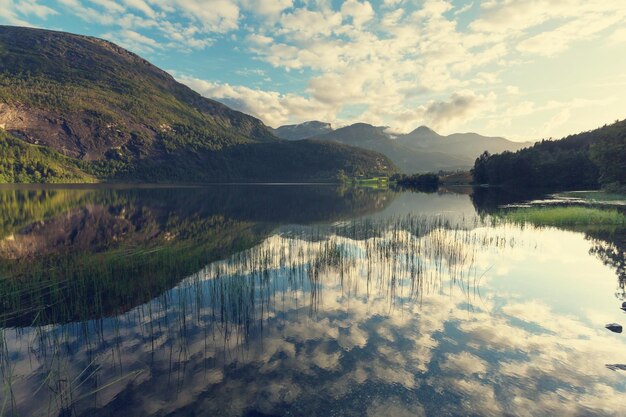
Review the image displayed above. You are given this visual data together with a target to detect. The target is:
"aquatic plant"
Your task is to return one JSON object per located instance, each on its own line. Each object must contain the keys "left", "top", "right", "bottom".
{"left": 502, "top": 206, "right": 626, "bottom": 226}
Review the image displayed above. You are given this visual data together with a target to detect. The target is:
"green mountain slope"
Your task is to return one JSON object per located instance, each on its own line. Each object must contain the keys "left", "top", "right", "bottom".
{"left": 0, "top": 129, "right": 93, "bottom": 182}
{"left": 0, "top": 26, "right": 395, "bottom": 182}
{"left": 472, "top": 119, "right": 626, "bottom": 189}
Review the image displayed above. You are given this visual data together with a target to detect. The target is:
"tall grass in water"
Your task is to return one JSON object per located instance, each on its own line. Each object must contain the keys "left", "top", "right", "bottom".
{"left": 503, "top": 206, "right": 626, "bottom": 226}
{"left": 0, "top": 213, "right": 521, "bottom": 416}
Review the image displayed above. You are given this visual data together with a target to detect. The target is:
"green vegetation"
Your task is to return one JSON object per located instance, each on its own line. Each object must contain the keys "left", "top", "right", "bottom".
{"left": 555, "top": 190, "right": 626, "bottom": 204}
{"left": 0, "top": 188, "right": 100, "bottom": 238}
{"left": 0, "top": 185, "right": 397, "bottom": 325}
{"left": 439, "top": 170, "right": 473, "bottom": 185}
{"left": 502, "top": 206, "right": 626, "bottom": 227}
{"left": 590, "top": 125, "right": 626, "bottom": 191}
{"left": 356, "top": 176, "right": 389, "bottom": 184}
{"left": 0, "top": 26, "right": 395, "bottom": 182}
{"left": 348, "top": 176, "right": 390, "bottom": 188}
{"left": 112, "top": 139, "right": 395, "bottom": 183}
{"left": 0, "top": 217, "right": 268, "bottom": 326}
{"left": 0, "top": 27, "right": 274, "bottom": 149}
{"left": 471, "top": 119, "right": 626, "bottom": 189}
{"left": 391, "top": 173, "right": 440, "bottom": 191}
{"left": 0, "top": 130, "right": 93, "bottom": 182}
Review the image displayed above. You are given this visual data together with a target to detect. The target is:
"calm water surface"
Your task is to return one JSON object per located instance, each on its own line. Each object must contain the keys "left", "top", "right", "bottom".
{"left": 0, "top": 185, "right": 624, "bottom": 416}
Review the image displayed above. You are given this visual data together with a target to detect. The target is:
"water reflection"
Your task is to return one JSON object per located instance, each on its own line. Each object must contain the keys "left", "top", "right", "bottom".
{"left": 0, "top": 186, "right": 625, "bottom": 417}
{"left": 0, "top": 185, "right": 394, "bottom": 326}
{"left": 470, "top": 186, "right": 626, "bottom": 301}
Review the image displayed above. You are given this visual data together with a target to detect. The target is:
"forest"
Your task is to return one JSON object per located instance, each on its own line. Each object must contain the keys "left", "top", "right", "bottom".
{"left": 471, "top": 119, "right": 626, "bottom": 190}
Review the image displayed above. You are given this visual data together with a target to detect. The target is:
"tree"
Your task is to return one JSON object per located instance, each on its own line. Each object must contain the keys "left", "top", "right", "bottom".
{"left": 590, "top": 131, "right": 626, "bottom": 190}
{"left": 335, "top": 169, "right": 349, "bottom": 183}
{"left": 471, "top": 151, "right": 490, "bottom": 184}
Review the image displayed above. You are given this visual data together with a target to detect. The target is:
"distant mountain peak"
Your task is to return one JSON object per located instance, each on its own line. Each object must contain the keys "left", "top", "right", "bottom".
{"left": 339, "top": 122, "right": 391, "bottom": 133}
{"left": 272, "top": 120, "right": 333, "bottom": 141}
{"left": 301, "top": 120, "right": 331, "bottom": 128}
{"left": 414, "top": 125, "right": 435, "bottom": 133}
{"left": 407, "top": 125, "right": 442, "bottom": 138}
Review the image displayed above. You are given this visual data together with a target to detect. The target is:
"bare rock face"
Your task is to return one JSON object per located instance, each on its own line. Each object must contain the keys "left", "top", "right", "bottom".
{"left": 0, "top": 103, "right": 148, "bottom": 160}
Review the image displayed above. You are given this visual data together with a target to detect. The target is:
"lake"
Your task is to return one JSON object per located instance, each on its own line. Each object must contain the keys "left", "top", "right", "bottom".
{"left": 0, "top": 185, "right": 625, "bottom": 417}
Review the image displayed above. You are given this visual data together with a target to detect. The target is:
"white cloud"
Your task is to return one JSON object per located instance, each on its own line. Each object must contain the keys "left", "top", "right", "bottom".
{"left": 15, "top": 0, "right": 58, "bottom": 19}
{"left": 156, "top": 0, "right": 240, "bottom": 33}
{"left": 341, "top": 0, "right": 374, "bottom": 28}
{"left": 278, "top": 7, "right": 343, "bottom": 40}
{"left": 52, "top": 0, "right": 229, "bottom": 52}
{"left": 181, "top": 67, "right": 497, "bottom": 132}
{"left": 232, "top": 0, "right": 626, "bottom": 136}
{"left": 0, "top": 0, "right": 57, "bottom": 25}
{"left": 453, "top": 2, "right": 473, "bottom": 16}
{"left": 122, "top": 0, "right": 157, "bottom": 18}
{"left": 90, "top": 0, "right": 126, "bottom": 13}
{"left": 240, "top": 0, "right": 292, "bottom": 17}
{"left": 175, "top": 74, "right": 338, "bottom": 127}
{"left": 517, "top": 11, "right": 626, "bottom": 56}
{"left": 424, "top": 90, "right": 495, "bottom": 126}
{"left": 102, "top": 29, "right": 162, "bottom": 53}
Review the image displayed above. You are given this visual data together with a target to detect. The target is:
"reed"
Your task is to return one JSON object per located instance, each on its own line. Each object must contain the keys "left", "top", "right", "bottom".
{"left": 0, "top": 213, "right": 547, "bottom": 416}
{"left": 502, "top": 206, "right": 626, "bottom": 226}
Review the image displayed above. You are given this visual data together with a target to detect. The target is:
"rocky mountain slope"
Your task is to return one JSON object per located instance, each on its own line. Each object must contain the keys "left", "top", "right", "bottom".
{"left": 0, "top": 26, "right": 395, "bottom": 182}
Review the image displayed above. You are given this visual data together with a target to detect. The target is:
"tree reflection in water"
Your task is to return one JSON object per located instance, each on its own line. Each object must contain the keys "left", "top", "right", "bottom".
{"left": 0, "top": 185, "right": 624, "bottom": 417}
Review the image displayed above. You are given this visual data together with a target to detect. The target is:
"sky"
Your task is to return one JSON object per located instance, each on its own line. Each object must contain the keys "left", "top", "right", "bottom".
{"left": 1, "top": 0, "right": 626, "bottom": 141}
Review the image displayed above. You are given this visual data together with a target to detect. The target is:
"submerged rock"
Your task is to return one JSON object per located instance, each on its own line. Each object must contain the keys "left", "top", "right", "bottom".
{"left": 606, "top": 323, "right": 623, "bottom": 333}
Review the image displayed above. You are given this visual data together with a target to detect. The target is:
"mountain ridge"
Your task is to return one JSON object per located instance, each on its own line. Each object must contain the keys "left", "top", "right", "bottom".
{"left": 306, "top": 123, "right": 469, "bottom": 173}
{"left": 272, "top": 120, "right": 532, "bottom": 173}
{"left": 270, "top": 120, "right": 332, "bottom": 140}
{"left": 0, "top": 26, "right": 395, "bottom": 182}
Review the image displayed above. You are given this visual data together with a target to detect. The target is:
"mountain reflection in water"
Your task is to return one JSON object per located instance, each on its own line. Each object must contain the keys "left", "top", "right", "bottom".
{"left": 0, "top": 185, "right": 625, "bottom": 417}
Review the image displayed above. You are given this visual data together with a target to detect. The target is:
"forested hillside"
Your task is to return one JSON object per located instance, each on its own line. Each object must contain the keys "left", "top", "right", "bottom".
{"left": 0, "top": 26, "right": 395, "bottom": 182}
{"left": 0, "top": 130, "right": 93, "bottom": 182}
{"left": 471, "top": 119, "right": 626, "bottom": 189}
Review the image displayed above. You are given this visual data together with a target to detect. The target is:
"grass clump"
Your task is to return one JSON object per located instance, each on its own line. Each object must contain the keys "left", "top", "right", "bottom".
{"left": 503, "top": 206, "right": 626, "bottom": 226}
{"left": 556, "top": 191, "right": 626, "bottom": 203}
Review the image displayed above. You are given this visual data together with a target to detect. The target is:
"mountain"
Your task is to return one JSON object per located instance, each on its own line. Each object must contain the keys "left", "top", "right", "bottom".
{"left": 472, "top": 119, "right": 626, "bottom": 189}
{"left": 272, "top": 121, "right": 332, "bottom": 140}
{"left": 306, "top": 123, "right": 468, "bottom": 173}
{"left": 274, "top": 121, "right": 532, "bottom": 173}
{"left": 397, "top": 127, "right": 532, "bottom": 160}
{"left": 0, "top": 26, "right": 395, "bottom": 182}
{"left": 402, "top": 125, "right": 442, "bottom": 142}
